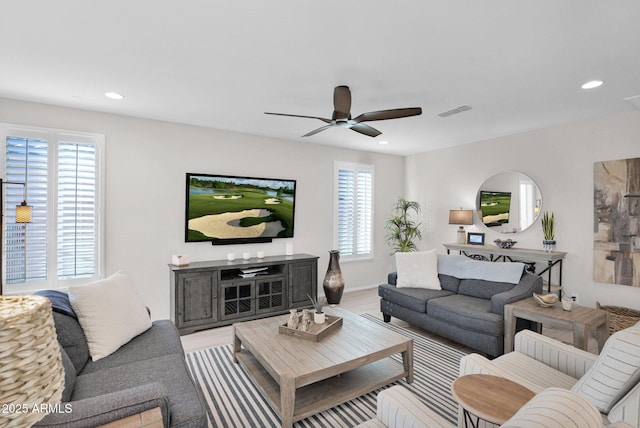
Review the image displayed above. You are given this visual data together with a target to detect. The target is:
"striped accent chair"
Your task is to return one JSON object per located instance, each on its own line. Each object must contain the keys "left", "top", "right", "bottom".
{"left": 459, "top": 322, "right": 640, "bottom": 427}
{"left": 357, "top": 385, "right": 624, "bottom": 428}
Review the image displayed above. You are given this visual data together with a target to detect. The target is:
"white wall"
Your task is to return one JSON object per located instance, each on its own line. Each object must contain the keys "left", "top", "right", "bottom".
{"left": 406, "top": 110, "right": 640, "bottom": 309}
{"left": 0, "top": 98, "right": 404, "bottom": 319}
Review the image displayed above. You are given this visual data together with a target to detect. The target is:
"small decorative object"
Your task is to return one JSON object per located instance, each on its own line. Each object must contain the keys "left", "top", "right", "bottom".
{"left": 494, "top": 239, "right": 517, "bottom": 249}
{"left": 385, "top": 197, "right": 422, "bottom": 253}
{"left": 279, "top": 314, "right": 343, "bottom": 341}
{"left": 257, "top": 251, "right": 265, "bottom": 259}
{"left": 285, "top": 241, "right": 294, "bottom": 256}
{"left": 308, "top": 294, "right": 326, "bottom": 324}
{"left": 467, "top": 232, "right": 485, "bottom": 245}
{"left": 227, "top": 253, "right": 236, "bottom": 261}
{"left": 542, "top": 211, "right": 556, "bottom": 252}
{"left": 171, "top": 254, "right": 190, "bottom": 266}
{"left": 448, "top": 208, "right": 474, "bottom": 244}
{"left": 533, "top": 293, "right": 558, "bottom": 307}
{"left": 0, "top": 295, "right": 65, "bottom": 427}
{"left": 242, "top": 252, "right": 251, "bottom": 260}
{"left": 323, "top": 250, "right": 345, "bottom": 304}
{"left": 299, "top": 309, "right": 312, "bottom": 332}
{"left": 286, "top": 309, "right": 299, "bottom": 329}
{"left": 561, "top": 298, "right": 573, "bottom": 311}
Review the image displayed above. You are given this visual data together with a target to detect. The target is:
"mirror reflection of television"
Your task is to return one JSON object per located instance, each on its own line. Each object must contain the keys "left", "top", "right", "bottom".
{"left": 185, "top": 173, "right": 296, "bottom": 245}
{"left": 479, "top": 190, "right": 512, "bottom": 227}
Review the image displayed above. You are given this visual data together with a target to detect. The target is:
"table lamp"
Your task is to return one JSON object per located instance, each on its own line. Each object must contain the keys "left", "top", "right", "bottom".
{"left": 0, "top": 295, "right": 65, "bottom": 427}
{"left": 449, "top": 209, "right": 474, "bottom": 244}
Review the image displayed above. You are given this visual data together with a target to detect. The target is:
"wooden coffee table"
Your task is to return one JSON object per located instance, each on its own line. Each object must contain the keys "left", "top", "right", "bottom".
{"left": 504, "top": 297, "right": 609, "bottom": 353}
{"left": 233, "top": 307, "right": 413, "bottom": 428}
{"left": 452, "top": 374, "right": 534, "bottom": 427}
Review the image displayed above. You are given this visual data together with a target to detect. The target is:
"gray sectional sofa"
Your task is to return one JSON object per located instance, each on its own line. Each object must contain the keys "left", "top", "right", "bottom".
{"left": 35, "top": 291, "right": 207, "bottom": 428}
{"left": 379, "top": 254, "right": 542, "bottom": 357}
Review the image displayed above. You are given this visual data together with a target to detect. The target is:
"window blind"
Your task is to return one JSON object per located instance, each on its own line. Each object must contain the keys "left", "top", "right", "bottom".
{"left": 3, "top": 126, "right": 102, "bottom": 290}
{"left": 335, "top": 162, "right": 374, "bottom": 260}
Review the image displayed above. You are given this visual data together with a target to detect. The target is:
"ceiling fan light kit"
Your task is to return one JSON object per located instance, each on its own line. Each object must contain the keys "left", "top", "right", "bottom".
{"left": 265, "top": 85, "right": 422, "bottom": 138}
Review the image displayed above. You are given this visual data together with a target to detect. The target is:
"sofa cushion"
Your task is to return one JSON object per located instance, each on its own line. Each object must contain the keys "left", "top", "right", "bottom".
{"left": 72, "top": 354, "right": 205, "bottom": 428}
{"left": 395, "top": 249, "right": 441, "bottom": 289}
{"left": 571, "top": 321, "right": 640, "bottom": 414}
{"left": 437, "top": 274, "right": 460, "bottom": 293}
{"left": 69, "top": 271, "right": 152, "bottom": 361}
{"left": 458, "top": 278, "right": 515, "bottom": 299}
{"left": 51, "top": 311, "right": 90, "bottom": 374}
{"left": 491, "top": 351, "right": 578, "bottom": 392}
{"left": 502, "top": 387, "right": 602, "bottom": 428}
{"left": 378, "top": 283, "right": 454, "bottom": 313}
{"left": 427, "top": 294, "right": 504, "bottom": 336}
{"left": 81, "top": 320, "right": 185, "bottom": 375}
{"left": 59, "top": 346, "right": 76, "bottom": 402}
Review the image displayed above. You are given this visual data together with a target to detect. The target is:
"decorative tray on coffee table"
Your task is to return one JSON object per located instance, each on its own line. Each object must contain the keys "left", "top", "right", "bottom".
{"left": 278, "top": 314, "right": 343, "bottom": 342}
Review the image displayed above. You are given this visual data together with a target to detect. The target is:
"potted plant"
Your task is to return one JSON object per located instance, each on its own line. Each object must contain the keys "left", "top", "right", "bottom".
{"left": 542, "top": 211, "right": 556, "bottom": 252}
{"left": 385, "top": 197, "right": 422, "bottom": 253}
{"left": 308, "top": 294, "right": 325, "bottom": 324}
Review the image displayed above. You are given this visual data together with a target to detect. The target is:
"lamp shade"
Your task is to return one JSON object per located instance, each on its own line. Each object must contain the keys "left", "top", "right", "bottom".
{"left": 448, "top": 209, "right": 474, "bottom": 225}
{"left": 15, "top": 201, "right": 32, "bottom": 223}
{"left": 0, "top": 295, "right": 65, "bottom": 427}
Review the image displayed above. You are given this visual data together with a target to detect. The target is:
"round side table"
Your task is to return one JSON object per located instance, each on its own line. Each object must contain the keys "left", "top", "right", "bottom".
{"left": 451, "top": 374, "right": 535, "bottom": 427}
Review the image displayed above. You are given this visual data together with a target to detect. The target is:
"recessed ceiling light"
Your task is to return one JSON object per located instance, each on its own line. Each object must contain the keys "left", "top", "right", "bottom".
{"left": 104, "top": 92, "right": 124, "bottom": 100}
{"left": 581, "top": 80, "right": 604, "bottom": 90}
{"left": 379, "top": 140, "right": 389, "bottom": 145}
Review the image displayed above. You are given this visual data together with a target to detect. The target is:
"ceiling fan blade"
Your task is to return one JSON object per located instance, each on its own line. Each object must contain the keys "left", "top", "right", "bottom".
{"left": 353, "top": 107, "right": 422, "bottom": 123}
{"left": 302, "top": 124, "right": 333, "bottom": 137}
{"left": 265, "top": 112, "right": 331, "bottom": 124}
{"left": 333, "top": 86, "right": 352, "bottom": 120}
{"left": 349, "top": 123, "right": 381, "bottom": 138}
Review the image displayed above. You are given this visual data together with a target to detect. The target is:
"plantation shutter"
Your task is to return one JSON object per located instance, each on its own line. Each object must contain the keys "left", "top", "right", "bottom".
{"left": 58, "top": 142, "right": 97, "bottom": 279}
{"left": 334, "top": 162, "right": 374, "bottom": 260}
{"left": 5, "top": 137, "right": 48, "bottom": 284}
{"left": 2, "top": 125, "right": 103, "bottom": 291}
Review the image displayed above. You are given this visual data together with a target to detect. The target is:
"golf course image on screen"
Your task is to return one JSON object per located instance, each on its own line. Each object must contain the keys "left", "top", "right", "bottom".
{"left": 186, "top": 173, "right": 296, "bottom": 242}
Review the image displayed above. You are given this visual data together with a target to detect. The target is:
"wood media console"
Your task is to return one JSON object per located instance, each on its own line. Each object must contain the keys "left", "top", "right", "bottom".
{"left": 169, "top": 254, "right": 318, "bottom": 335}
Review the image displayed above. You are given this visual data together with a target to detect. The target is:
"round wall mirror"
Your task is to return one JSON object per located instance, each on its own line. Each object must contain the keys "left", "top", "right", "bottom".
{"left": 476, "top": 171, "right": 542, "bottom": 234}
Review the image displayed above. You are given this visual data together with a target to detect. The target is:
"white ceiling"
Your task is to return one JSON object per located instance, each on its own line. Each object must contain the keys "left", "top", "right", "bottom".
{"left": 2, "top": 1, "right": 640, "bottom": 156}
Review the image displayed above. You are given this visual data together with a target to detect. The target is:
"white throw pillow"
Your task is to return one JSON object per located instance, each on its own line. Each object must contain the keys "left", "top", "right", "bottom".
{"left": 69, "top": 270, "right": 152, "bottom": 361}
{"left": 396, "top": 249, "right": 441, "bottom": 290}
{"left": 571, "top": 321, "right": 640, "bottom": 413}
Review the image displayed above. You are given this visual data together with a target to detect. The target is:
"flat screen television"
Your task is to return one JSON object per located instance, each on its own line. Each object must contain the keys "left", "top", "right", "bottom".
{"left": 479, "top": 190, "right": 512, "bottom": 227}
{"left": 185, "top": 173, "right": 296, "bottom": 245}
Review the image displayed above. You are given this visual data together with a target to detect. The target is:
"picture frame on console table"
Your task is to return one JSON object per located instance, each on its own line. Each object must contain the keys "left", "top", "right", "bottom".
{"left": 467, "top": 232, "right": 485, "bottom": 245}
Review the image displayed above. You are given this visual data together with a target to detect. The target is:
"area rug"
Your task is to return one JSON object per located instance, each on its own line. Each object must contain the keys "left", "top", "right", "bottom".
{"left": 185, "top": 314, "right": 467, "bottom": 427}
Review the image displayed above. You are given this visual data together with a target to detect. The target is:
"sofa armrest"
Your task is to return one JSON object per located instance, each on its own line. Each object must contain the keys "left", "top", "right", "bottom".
{"left": 34, "top": 383, "right": 169, "bottom": 428}
{"left": 514, "top": 329, "right": 597, "bottom": 379}
{"left": 491, "top": 273, "right": 542, "bottom": 315}
{"left": 374, "top": 385, "right": 451, "bottom": 428}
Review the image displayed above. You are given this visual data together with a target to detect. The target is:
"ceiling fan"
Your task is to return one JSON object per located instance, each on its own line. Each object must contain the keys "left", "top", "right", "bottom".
{"left": 265, "top": 85, "right": 422, "bottom": 138}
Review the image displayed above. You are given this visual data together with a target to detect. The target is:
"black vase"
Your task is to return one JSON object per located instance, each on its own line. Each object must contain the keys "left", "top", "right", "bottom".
{"left": 323, "top": 250, "right": 345, "bottom": 305}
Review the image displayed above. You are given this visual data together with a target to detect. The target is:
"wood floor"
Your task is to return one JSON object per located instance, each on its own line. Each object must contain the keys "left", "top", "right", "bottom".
{"left": 180, "top": 287, "right": 599, "bottom": 355}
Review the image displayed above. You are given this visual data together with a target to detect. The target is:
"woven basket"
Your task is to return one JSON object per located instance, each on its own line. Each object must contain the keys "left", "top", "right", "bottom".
{"left": 0, "top": 295, "right": 65, "bottom": 428}
{"left": 596, "top": 301, "right": 640, "bottom": 335}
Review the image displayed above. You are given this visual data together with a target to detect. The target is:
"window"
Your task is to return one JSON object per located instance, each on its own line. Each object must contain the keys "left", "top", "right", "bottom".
{"left": 334, "top": 161, "right": 374, "bottom": 261}
{"left": 1, "top": 124, "right": 104, "bottom": 292}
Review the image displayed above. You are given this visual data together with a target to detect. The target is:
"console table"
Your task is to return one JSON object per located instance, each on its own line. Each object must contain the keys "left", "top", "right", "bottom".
{"left": 169, "top": 254, "right": 318, "bottom": 335}
{"left": 443, "top": 243, "right": 567, "bottom": 298}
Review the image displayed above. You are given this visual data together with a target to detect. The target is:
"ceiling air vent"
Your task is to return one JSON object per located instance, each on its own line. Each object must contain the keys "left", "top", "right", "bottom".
{"left": 438, "top": 105, "right": 472, "bottom": 118}
{"left": 624, "top": 95, "right": 640, "bottom": 111}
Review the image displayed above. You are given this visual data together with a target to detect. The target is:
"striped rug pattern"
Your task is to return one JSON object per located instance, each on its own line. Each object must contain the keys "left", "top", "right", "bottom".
{"left": 185, "top": 314, "right": 467, "bottom": 427}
